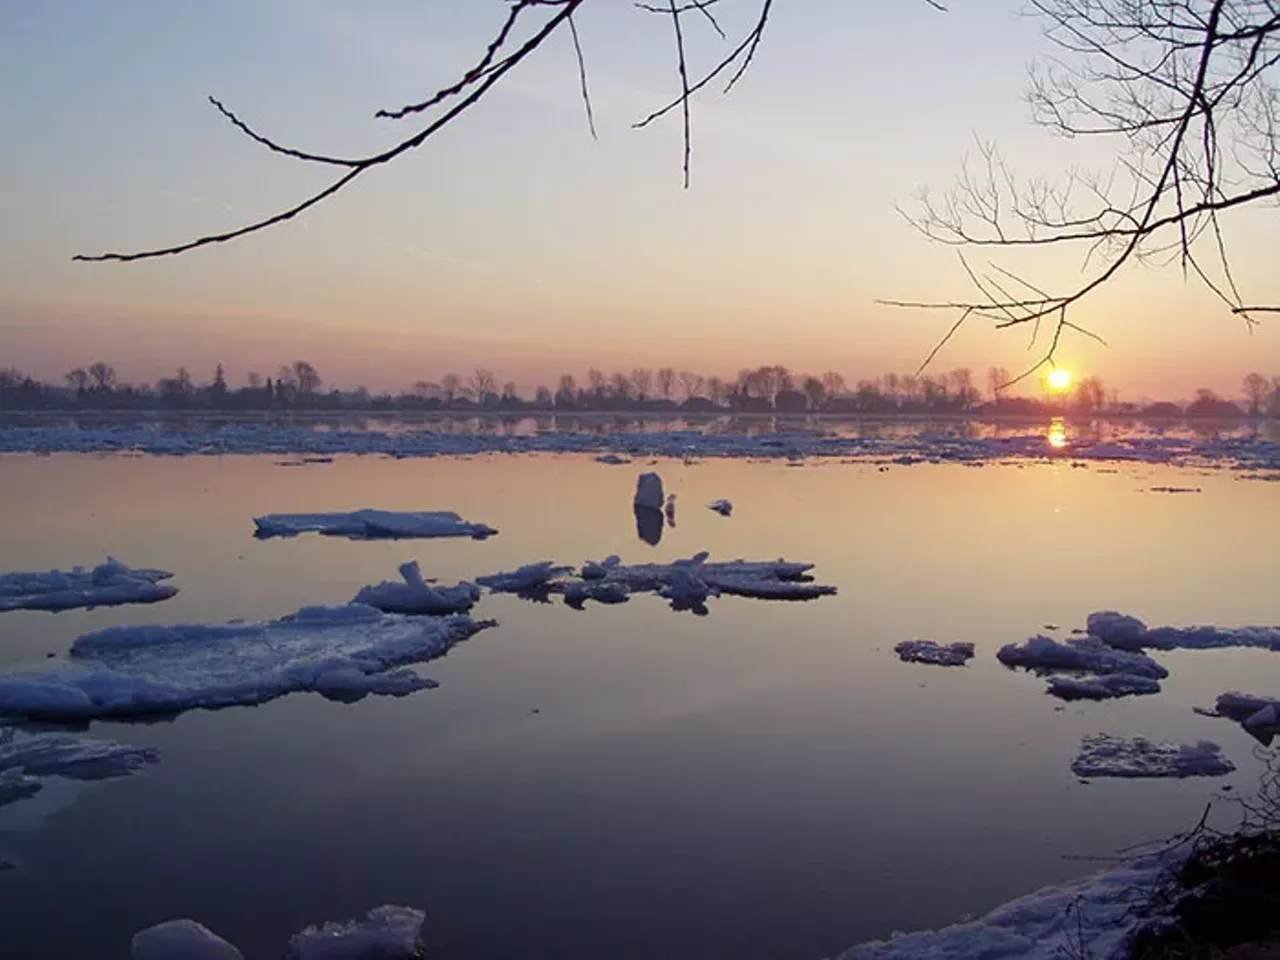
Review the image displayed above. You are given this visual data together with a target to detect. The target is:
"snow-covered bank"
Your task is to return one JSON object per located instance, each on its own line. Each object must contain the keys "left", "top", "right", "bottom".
{"left": 2, "top": 422, "right": 1279, "bottom": 473}
{"left": 0, "top": 605, "right": 486, "bottom": 720}
{"left": 254, "top": 509, "right": 496, "bottom": 540}
{"left": 0, "top": 558, "right": 176, "bottom": 612}
{"left": 838, "top": 843, "right": 1187, "bottom": 959}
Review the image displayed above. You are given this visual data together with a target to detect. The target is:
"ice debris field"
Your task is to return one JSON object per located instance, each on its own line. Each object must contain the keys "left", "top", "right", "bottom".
{"left": 2, "top": 421, "right": 1280, "bottom": 475}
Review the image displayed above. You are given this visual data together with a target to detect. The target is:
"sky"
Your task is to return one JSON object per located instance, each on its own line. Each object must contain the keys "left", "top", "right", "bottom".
{"left": 2, "top": 0, "right": 1278, "bottom": 402}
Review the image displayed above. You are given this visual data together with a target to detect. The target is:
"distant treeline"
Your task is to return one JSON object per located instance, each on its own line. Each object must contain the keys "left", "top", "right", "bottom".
{"left": 2, "top": 362, "right": 1279, "bottom": 418}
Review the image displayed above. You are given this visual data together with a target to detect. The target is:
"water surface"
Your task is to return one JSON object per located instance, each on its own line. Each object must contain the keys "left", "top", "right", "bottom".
{"left": 0, "top": 452, "right": 1276, "bottom": 959}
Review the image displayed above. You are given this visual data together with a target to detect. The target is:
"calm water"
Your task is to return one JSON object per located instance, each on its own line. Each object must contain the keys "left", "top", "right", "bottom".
{"left": 1, "top": 452, "right": 1278, "bottom": 959}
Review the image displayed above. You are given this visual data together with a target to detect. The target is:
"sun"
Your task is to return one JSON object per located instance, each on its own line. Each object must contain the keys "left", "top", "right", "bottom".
{"left": 1047, "top": 368, "right": 1073, "bottom": 391}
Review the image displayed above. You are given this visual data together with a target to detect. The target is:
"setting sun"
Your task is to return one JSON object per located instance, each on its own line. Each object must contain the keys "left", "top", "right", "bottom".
{"left": 1047, "top": 368, "right": 1074, "bottom": 391}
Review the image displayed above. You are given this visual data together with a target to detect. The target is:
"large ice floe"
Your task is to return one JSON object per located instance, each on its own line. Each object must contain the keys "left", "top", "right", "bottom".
{"left": 838, "top": 842, "right": 1187, "bottom": 959}
{"left": 894, "top": 640, "right": 975, "bottom": 667}
{"left": 1071, "top": 734, "right": 1234, "bottom": 778}
{"left": 0, "top": 605, "right": 486, "bottom": 720}
{"left": 131, "top": 905, "right": 425, "bottom": 960}
{"left": 997, "top": 634, "right": 1167, "bottom": 700}
{"left": 352, "top": 561, "right": 479, "bottom": 615}
{"left": 0, "top": 558, "right": 176, "bottom": 613}
{"left": 1200, "top": 692, "right": 1280, "bottom": 745}
{"left": 0, "top": 726, "right": 157, "bottom": 808}
{"left": 253, "top": 509, "right": 496, "bottom": 540}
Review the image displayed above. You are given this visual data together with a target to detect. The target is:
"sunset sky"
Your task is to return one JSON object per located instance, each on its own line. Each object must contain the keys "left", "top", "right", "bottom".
{"left": 2, "top": 0, "right": 1278, "bottom": 401}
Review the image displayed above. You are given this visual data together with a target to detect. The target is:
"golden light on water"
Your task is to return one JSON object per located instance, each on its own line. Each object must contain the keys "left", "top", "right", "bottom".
{"left": 1047, "top": 368, "right": 1073, "bottom": 391}
{"left": 1047, "top": 418, "right": 1069, "bottom": 449}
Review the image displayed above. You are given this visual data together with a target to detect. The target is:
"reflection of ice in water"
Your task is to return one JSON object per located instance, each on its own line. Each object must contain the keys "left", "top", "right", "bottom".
{"left": 0, "top": 776, "right": 82, "bottom": 832}
{"left": 1047, "top": 418, "right": 1069, "bottom": 450}
{"left": 635, "top": 506, "right": 664, "bottom": 546}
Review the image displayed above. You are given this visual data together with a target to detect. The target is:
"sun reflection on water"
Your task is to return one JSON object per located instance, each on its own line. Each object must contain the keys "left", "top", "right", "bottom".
{"left": 1047, "top": 418, "right": 1069, "bottom": 450}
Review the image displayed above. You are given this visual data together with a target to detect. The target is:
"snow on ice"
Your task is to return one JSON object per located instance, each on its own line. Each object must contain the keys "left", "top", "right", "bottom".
{"left": 0, "top": 558, "right": 176, "bottom": 613}
{"left": 1071, "top": 734, "right": 1234, "bottom": 778}
{"left": 130, "top": 905, "right": 425, "bottom": 960}
{"left": 352, "top": 561, "right": 479, "bottom": 615}
{"left": 0, "top": 604, "right": 486, "bottom": 720}
{"left": 894, "top": 640, "right": 975, "bottom": 667}
{"left": 253, "top": 510, "right": 496, "bottom": 540}
{"left": 838, "top": 842, "right": 1188, "bottom": 960}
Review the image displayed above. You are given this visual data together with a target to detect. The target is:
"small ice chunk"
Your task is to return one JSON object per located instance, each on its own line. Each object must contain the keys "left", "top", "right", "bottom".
{"left": 1071, "top": 734, "right": 1234, "bottom": 778}
{"left": 1086, "top": 611, "right": 1148, "bottom": 650}
{"left": 476, "top": 562, "right": 572, "bottom": 594}
{"left": 633, "top": 472, "right": 665, "bottom": 511}
{"left": 594, "top": 454, "right": 631, "bottom": 465}
{"left": 285, "top": 905, "right": 426, "bottom": 960}
{"left": 1212, "top": 692, "right": 1280, "bottom": 726}
{"left": 0, "top": 558, "right": 176, "bottom": 613}
{"left": 253, "top": 509, "right": 496, "bottom": 541}
{"left": 132, "top": 919, "right": 245, "bottom": 960}
{"left": 707, "top": 576, "right": 836, "bottom": 600}
{"left": 997, "top": 635, "right": 1168, "bottom": 679}
{"left": 664, "top": 494, "right": 677, "bottom": 525}
{"left": 707, "top": 499, "right": 733, "bottom": 516}
{"left": 0, "top": 605, "right": 485, "bottom": 720}
{"left": 894, "top": 640, "right": 975, "bottom": 667}
{"left": 353, "top": 561, "right": 479, "bottom": 615}
{"left": 1048, "top": 674, "right": 1161, "bottom": 700}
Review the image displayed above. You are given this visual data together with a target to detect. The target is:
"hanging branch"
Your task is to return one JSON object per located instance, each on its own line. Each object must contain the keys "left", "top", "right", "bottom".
{"left": 74, "top": 0, "right": 785, "bottom": 263}
{"left": 887, "top": 0, "right": 1280, "bottom": 383}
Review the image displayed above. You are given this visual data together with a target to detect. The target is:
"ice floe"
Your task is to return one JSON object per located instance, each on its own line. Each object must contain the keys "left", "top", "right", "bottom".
{"left": 1071, "top": 734, "right": 1234, "bottom": 778}
{"left": 562, "top": 580, "right": 631, "bottom": 608}
{"left": 839, "top": 842, "right": 1186, "bottom": 959}
{"left": 1047, "top": 674, "right": 1163, "bottom": 700}
{"left": 130, "top": 905, "right": 424, "bottom": 960}
{"left": 0, "top": 727, "right": 158, "bottom": 808}
{"left": 0, "top": 558, "right": 176, "bottom": 613}
{"left": 253, "top": 510, "right": 496, "bottom": 540}
{"left": 707, "top": 499, "right": 733, "bottom": 516}
{"left": 894, "top": 640, "right": 975, "bottom": 667}
{"left": 1085, "top": 611, "right": 1280, "bottom": 652}
{"left": 998, "top": 635, "right": 1168, "bottom": 679}
{"left": 0, "top": 604, "right": 486, "bottom": 720}
{"left": 131, "top": 919, "right": 245, "bottom": 960}
{"left": 352, "top": 561, "right": 479, "bottom": 615}
{"left": 572, "top": 552, "right": 834, "bottom": 612}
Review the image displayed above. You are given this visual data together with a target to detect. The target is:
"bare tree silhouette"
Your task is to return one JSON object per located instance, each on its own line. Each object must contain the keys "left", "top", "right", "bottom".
{"left": 885, "top": 0, "right": 1280, "bottom": 383}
